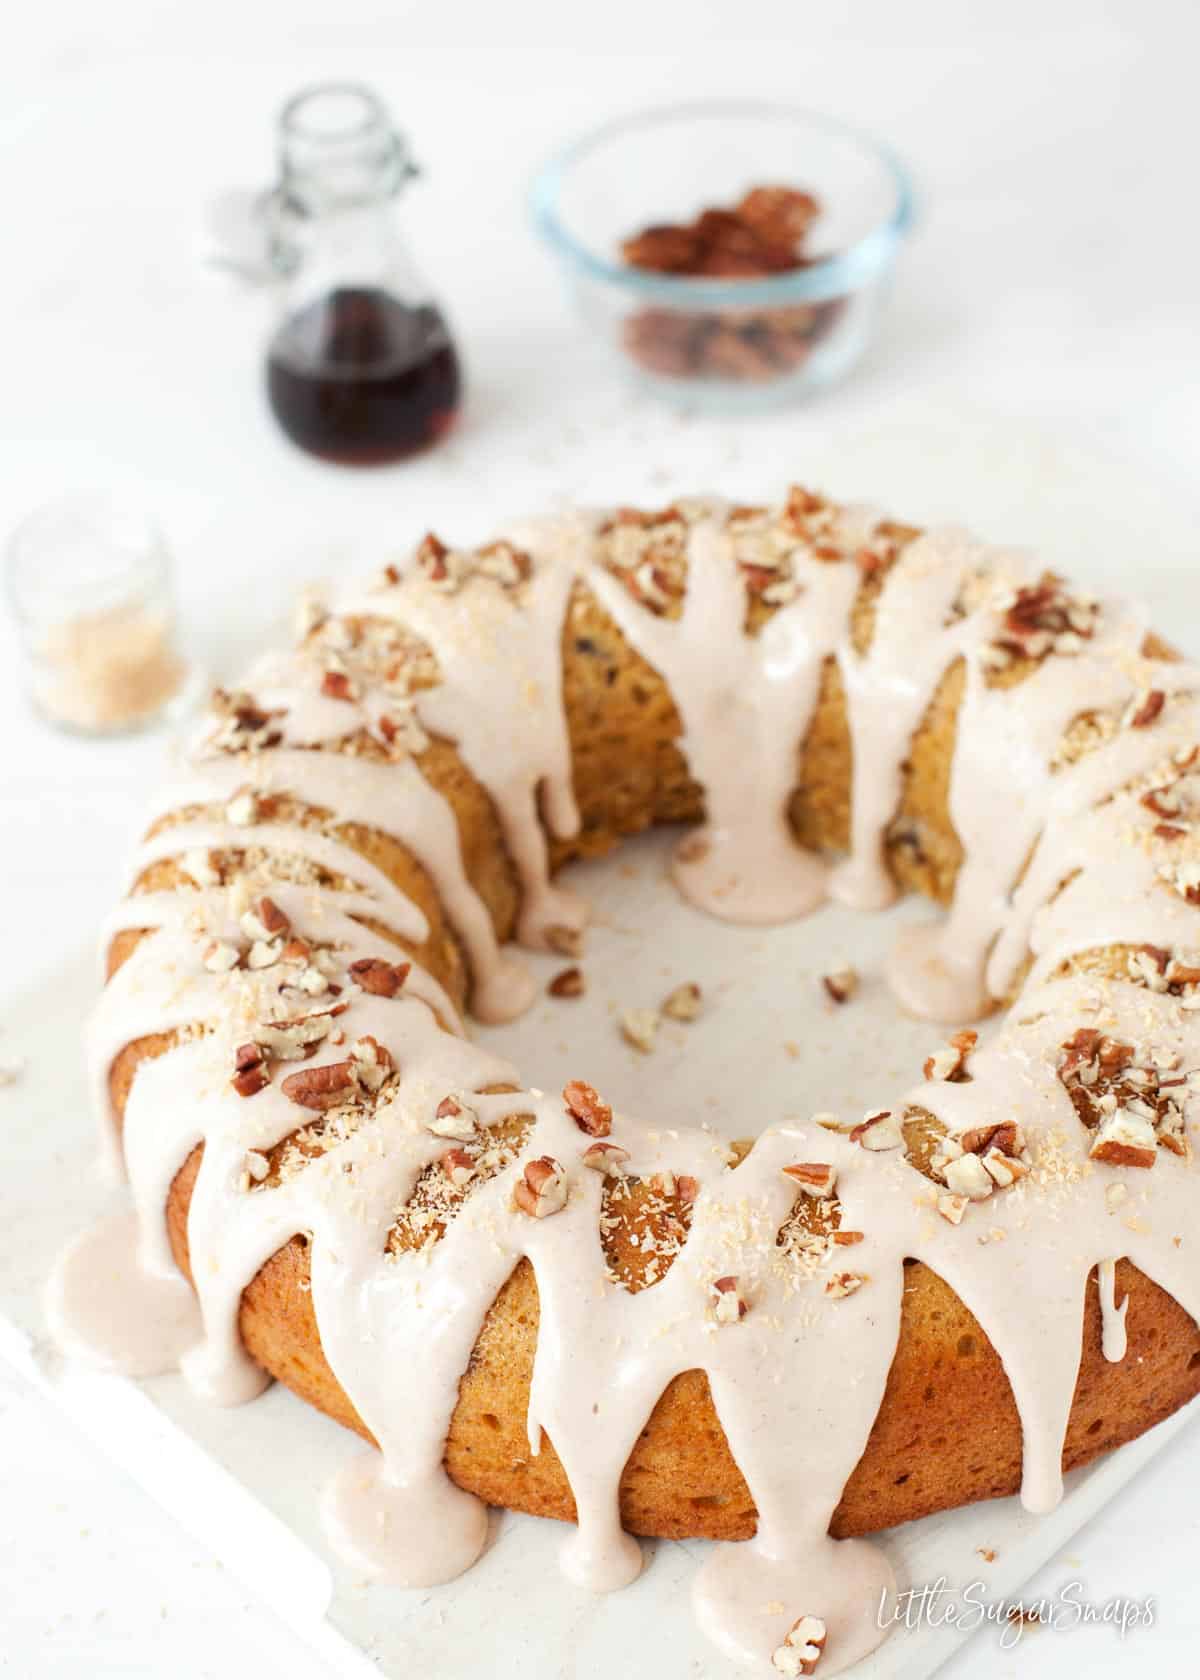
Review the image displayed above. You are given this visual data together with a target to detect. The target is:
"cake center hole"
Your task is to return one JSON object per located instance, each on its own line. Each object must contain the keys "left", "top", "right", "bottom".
{"left": 474, "top": 828, "right": 1001, "bottom": 1139}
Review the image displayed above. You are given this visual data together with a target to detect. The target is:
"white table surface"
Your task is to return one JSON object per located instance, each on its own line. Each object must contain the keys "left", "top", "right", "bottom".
{"left": 2, "top": 1, "right": 1199, "bottom": 1675}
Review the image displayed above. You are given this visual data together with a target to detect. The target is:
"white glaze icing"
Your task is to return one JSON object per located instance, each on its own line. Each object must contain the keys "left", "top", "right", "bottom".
{"left": 584, "top": 514, "right": 860, "bottom": 922}
{"left": 48, "top": 490, "right": 1200, "bottom": 1679}
{"left": 342, "top": 514, "right": 588, "bottom": 950}
{"left": 831, "top": 525, "right": 994, "bottom": 913}
{"left": 1097, "top": 1259, "right": 1129, "bottom": 1364}
{"left": 47, "top": 1209, "right": 201, "bottom": 1377}
{"left": 886, "top": 593, "right": 1157, "bottom": 1022}
{"left": 146, "top": 726, "right": 537, "bottom": 1027}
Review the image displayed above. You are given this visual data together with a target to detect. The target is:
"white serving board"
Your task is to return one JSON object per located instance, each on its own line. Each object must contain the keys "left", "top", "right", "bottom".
{"left": 3, "top": 824, "right": 1200, "bottom": 1680}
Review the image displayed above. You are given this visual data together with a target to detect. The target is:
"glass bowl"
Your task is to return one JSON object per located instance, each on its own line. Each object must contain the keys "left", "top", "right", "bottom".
{"left": 531, "top": 100, "right": 914, "bottom": 411}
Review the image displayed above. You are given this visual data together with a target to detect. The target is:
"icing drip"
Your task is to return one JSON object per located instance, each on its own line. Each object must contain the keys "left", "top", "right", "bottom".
{"left": 347, "top": 516, "right": 588, "bottom": 950}
{"left": 693, "top": 1538, "right": 894, "bottom": 1679}
{"left": 49, "top": 489, "right": 1200, "bottom": 1678}
{"left": 990, "top": 706, "right": 1200, "bottom": 996}
{"left": 322, "top": 1452, "right": 489, "bottom": 1588}
{"left": 1097, "top": 1259, "right": 1129, "bottom": 1363}
{"left": 586, "top": 517, "right": 859, "bottom": 924}
{"left": 62, "top": 963, "right": 1200, "bottom": 1668}
{"left": 905, "top": 975, "right": 1200, "bottom": 1509}
{"left": 831, "top": 527, "right": 992, "bottom": 912}
{"left": 154, "top": 721, "right": 537, "bottom": 1027}
{"left": 887, "top": 593, "right": 1157, "bottom": 1022}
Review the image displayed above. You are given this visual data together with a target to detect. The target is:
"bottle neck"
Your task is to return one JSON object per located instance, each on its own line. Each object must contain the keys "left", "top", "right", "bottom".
{"left": 271, "top": 83, "right": 421, "bottom": 300}
{"left": 278, "top": 82, "right": 413, "bottom": 214}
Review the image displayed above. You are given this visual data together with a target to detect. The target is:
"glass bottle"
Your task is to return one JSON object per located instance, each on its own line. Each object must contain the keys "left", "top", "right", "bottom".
{"left": 263, "top": 83, "right": 462, "bottom": 465}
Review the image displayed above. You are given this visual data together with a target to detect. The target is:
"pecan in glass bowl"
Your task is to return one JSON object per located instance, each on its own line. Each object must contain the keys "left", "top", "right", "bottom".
{"left": 531, "top": 100, "right": 914, "bottom": 411}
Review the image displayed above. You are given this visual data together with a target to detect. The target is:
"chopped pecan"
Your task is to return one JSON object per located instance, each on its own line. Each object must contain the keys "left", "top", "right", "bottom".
{"left": 621, "top": 308, "right": 705, "bottom": 377}
{"left": 737, "top": 185, "right": 820, "bottom": 248}
{"left": 959, "top": 1120, "right": 1022, "bottom": 1157}
{"left": 349, "top": 958, "right": 411, "bottom": 996}
{"left": 771, "top": 1613, "right": 827, "bottom": 1678}
{"left": 320, "top": 669, "right": 357, "bottom": 702}
{"left": 620, "top": 223, "right": 704, "bottom": 273}
{"left": 981, "top": 1147, "right": 1029, "bottom": 1188}
{"left": 822, "top": 967, "right": 859, "bottom": 1005}
{"left": 476, "top": 541, "right": 533, "bottom": 588}
{"left": 225, "top": 788, "right": 259, "bottom": 827}
{"left": 440, "top": 1147, "right": 476, "bottom": 1190}
{"left": 350, "top": 1035, "right": 393, "bottom": 1092}
{"left": 936, "top": 1191, "right": 969, "bottom": 1226}
{"left": 581, "top": 1140, "right": 631, "bottom": 1174}
{"left": 924, "top": 1030, "right": 978, "bottom": 1082}
{"left": 1127, "top": 689, "right": 1165, "bottom": 729}
{"left": 740, "top": 561, "right": 784, "bottom": 597}
{"left": 280, "top": 1060, "right": 357, "bottom": 1111}
{"left": 942, "top": 1153, "right": 995, "bottom": 1200}
{"left": 513, "top": 1155, "right": 568, "bottom": 1218}
{"left": 203, "top": 940, "right": 241, "bottom": 974}
{"left": 850, "top": 1110, "right": 903, "bottom": 1151}
{"left": 292, "top": 964, "right": 330, "bottom": 997}
{"left": 782, "top": 1162, "right": 837, "bottom": 1198}
{"left": 661, "top": 981, "right": 703, "bottom": 1021}
{"left": 782, "top": 484, "right": 824, "bottom": 529}
{"left": 1056, "top": 1027, "right": 1183, "bottom": 1158}
{"left": 545, "top": 924, "right": 584, "bottom": 959}
{"left": 1089, "top": 1112, "right": 1158, "bottom": 1169}
{"left": 246, "top": 938, "right": 282, "bottom": 971}
{"left": 1059, "top": 1026, "right": 1105, "bottom": 1081}
{"left": 415, "top": 532, "right": 451, "bottom": 582}
{"left": 563, "top": 1080, "right": 612, "bottom": 1138}
{"left": 209, "top": 689, "right": 285, "bottom": 751}
{"left": 255, "top": 1012, "right": 335, "bottom": 1062}
{"left": 703, "top": 325, "right": 779, "bottom": 381}
{"left": 240, "top": 896, "right": 290, "bottom": 943}
{"left": 1129, "top": 944, "right": 1171, "bottom": 990}
{"left": 986, "top": 573, "right": 1098, "bottom": 668}
{"left": 242, "top": 1149, "right": 270, "bottom": 1184}
{"left": 1159, "top": 857, "right": 1200, "bottom": 905}
{"left": 231, "top": 1061, "right": 270, "bottom": 1098}
{"left": 709, "top": 1275, "right": 747, "bottom": 1324}
{"left": 617, "top": 190, "right": 843, "bottom": 385}
{"left": 1141, "top": 766, "right": 1200, "bottom": 822}
{"left": 430, "top": 1095, "right": 478, "bottom": 1141}
{"left": 619, "top": 1008, "right": 659, "bottom": 1054}
{"left": 182, "top": 848, "right": 218, "bottom": 887}
{"left": 825, "top": 1271, "right": 867, "bottom": 1299}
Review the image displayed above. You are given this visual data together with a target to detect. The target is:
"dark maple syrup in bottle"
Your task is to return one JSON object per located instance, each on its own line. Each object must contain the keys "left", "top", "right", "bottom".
{"left": 268, "top": 289, "right": 460, "bottom": 464}
{"left": 263, "top": 84, "right": 462, "bottom": 466}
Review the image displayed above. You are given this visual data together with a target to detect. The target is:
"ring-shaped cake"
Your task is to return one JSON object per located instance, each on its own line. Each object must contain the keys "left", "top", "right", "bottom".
{"left": 51, "top": 488, "right": 1200, "bottom": 1677}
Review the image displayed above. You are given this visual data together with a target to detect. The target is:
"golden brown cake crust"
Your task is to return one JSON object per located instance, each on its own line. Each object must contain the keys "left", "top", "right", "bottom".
{"left": 161, "top": 1150, "right": 1200, "bottom": 1542}
{"left": 104, "top": 562, "right": 1200, "bottom": 1549}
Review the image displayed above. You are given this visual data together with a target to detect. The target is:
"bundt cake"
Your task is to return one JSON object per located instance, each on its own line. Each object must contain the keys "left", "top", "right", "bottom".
{"left": 49, "top": 488, "right": 1200, "bottom": 1677}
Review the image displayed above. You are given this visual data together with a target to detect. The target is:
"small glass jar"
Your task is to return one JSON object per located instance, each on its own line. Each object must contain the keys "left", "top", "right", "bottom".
{"left": 5, "top": 493, "right": 196, "bottom": 736}
{"left": 261, "top": 83, "right": 462, "bottom": 465}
